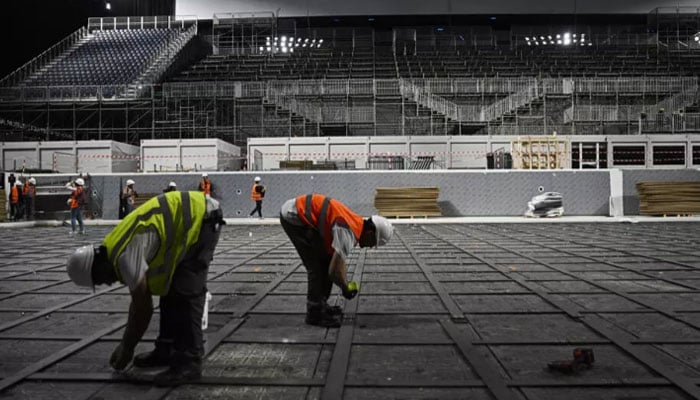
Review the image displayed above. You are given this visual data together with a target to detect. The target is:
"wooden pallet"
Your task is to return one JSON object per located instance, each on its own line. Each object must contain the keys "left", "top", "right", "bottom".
{"left": 636, "top": 182, "right": 700, "bottom": 216}
{"left": 374, "top": 187, "right": 441, "bottom": 218}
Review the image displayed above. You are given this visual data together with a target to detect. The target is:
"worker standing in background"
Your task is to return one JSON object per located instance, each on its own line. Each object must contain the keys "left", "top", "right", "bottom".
{"left": 23, "top": 178, "right": 36, "bottom": 220}
{"left": 163, "top": 181, "right": 177, "bottom": 193}
{"left": 66, "top": 191, "right": 225, "bottom": 386}
{"left": 198, "top": 173, "right": 212, "bottom": 198}
{"left": 10, "top": 181, "right": 22, "bottom": 221}
{"left": 279, "top": 193, "right": 394, "bottom": 327}
{"left": 249, "top": 176, "right": 265, "bottom": 218}
{"left": 122, "top": 179, "right": 137, "bottom": 216}
{"left": 66, "top": 178, "right": 86, "bottom": 235}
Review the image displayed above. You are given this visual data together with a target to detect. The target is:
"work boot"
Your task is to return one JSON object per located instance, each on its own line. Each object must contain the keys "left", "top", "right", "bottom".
{"left": 306, "top": 301, "right": 341, "bottom": 328}
{"left": 153, "top": 363, "right": 202, "bottom": 387}
{"left": 325, "top": 304, "right": 343, "bottom": 316}
{"left": 305, "top": 313, "right": 341, "bottom": 328}
{"left": 133, "top": 348, "right": 170, "bottom": 368}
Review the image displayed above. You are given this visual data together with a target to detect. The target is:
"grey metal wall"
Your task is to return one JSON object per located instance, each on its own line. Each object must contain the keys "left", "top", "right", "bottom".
{"left": 621, "top": 169, "right": 700, "bottom": 215}
{"left": 87, "top": 170, "right": 611, "bottom": 218}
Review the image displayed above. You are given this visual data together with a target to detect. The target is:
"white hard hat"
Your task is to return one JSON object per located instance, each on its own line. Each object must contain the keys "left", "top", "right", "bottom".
{"left": 15, "top": 180, "right": 22, "bottom": 186}
{"left": 67, "top": 245, "right": 95, "bottom": 288}
{"left": 75, "top": 178, "right": 85, "bottom": 186}
{"left": 254, "top": 176, "right": 261, "bottom": 182}
{"left": 168, "top": 181, "right": 177, "bottom": 187}
{"left": 202, "top": 172, "right": 208, "bottom": 177}
{"left": 126, "top": 179, "right": 135, "bottom": 186}
{"left": 29, "top": 178, "right": 36, "bottom": 185}
{"left": 370, "top": 215, "right": 393, "bottom": 247}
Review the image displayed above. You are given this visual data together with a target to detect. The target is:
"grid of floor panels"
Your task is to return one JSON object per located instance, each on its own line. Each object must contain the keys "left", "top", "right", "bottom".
{"left": 0, "top": 222, "right": 699, "bottom": 399}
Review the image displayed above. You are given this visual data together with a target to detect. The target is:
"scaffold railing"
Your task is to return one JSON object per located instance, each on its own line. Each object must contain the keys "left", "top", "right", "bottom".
{"left": 481, "top": 79, "right": 539, "bottom": 122}
{"left": 572, "top": 77, "right": 696, "bottom": 94}
{"left": 644, "top": 85, "right": 699, "bottom": 114}
{"left": 87, "top": 15, "right": 197, "bottom": 32}
{"left": 563, "top": 105, "right": 646, "bottom": 123}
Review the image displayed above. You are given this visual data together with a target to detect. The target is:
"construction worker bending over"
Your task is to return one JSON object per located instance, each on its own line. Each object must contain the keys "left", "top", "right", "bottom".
{"left": 280, "top": 193, "right": 393, "bottom": 327}
{"left": 66, "top": 178, "right": 86, "bottom": 235}
{"left": 66, "top": 191, "right": 225, "bottom": 386}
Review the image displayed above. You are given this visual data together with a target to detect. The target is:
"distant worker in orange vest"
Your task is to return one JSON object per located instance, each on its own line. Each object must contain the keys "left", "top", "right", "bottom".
{"left": 198, "top": 173, "right": 212, "bottom": 198}
{"left": 23, "top": 177, "right": 37, "bottom": 220}
{"left": 249, "top": 176, "right": 265, "bottom": 218}
{"left": 279, "top": 194, "right": 394, "bottom": 327}
{"left": 10, "top": 181, "right": 22, "bottom": 221}
{"left": 66, "top": 178, "right": 87, "bottom": 235}
{"left": 121, "top": 179, "right": 137, "bottom": 216}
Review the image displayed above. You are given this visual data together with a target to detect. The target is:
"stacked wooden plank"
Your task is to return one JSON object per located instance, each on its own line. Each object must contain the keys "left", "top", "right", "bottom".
{"left": 636, "top": 182, "right": 700, "bottom": 216}
{"left": 374, "top": 187, "right": 441, "bottom": 218}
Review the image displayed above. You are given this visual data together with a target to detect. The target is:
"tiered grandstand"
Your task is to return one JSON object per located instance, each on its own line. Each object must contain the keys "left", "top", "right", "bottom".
{"left": 0, "top": 11, "right": 699, "bottom": 166}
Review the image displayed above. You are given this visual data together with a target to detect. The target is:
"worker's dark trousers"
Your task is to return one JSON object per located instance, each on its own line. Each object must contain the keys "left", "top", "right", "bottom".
{"left": 155, "top": 217, "right": 221, "bottom": 370}
{"left": 249, "top": 200, "right": 263, "bottom": 217}
{"left": 280, "top": 215, "right": 333, "bottom": 314}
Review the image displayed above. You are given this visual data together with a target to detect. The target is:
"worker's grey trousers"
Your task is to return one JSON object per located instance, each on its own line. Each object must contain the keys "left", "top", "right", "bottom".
{"left": 280, "top": 215, "right": 333, "bottom": 308}
{"left": 154, "top": 218, "right": 221, "bottom": 368}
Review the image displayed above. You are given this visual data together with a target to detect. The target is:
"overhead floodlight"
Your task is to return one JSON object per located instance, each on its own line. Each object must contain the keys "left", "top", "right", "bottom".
{"left": 557, "top": 40, "right": 562, "bottom": 44}
{"left": 548, "top": 35, "right": 552, "bottom": 39}
{"left": 550, "top": 40, "right": 555, "bottom": 44}
{"left": 105, "top": 2, "right": 111, "bottom": 10}
{"left": 319, "top": 39, "right": 323, "bottom": 43}
{"left": 266, "top": 47, "right": 271, "bottom": 51}
{"left": 540, "top": 36, "right": 545, "bottom": 40}
{"left": 694, "top": 34, "right": 700, "bottom": 42}
{"left": 563, "top": 32, "right": 571, "bottom": 45}
{"left": 259, "top": 46, "right": 264, "bottom": 51}
{"left": 266, "top": 37, "right": 270, "bottom": 40}
{"left": 289, "top": 37, "right": 294, "bottom": 42}
{"left": 290, "top": 47, "right": 294, "bottom": 53}
{"left": 588, "top": 42, "right": 593, "bottom": 46}
{"left": 281, "top": 47, "right": 288, "bottom": 53}
{"left": 304, "top": 38, "right": 309, "bottom": 43}
{"left": 573, "top": 34, "right": 577, "bottom": 38}
{"left": 556, "top": 34, "right": 561, "bottom": 39}
{"left": 302, "top": 44, "right": 307, "bottom": 47}
{"left": 525, "top": 36, "right": 529, "bottom": 41}
{"left": 281, "top": 36, "right": 287, "bottom": 42}
{"left": 317, "top": 44, "right": 321, "bottom": 48}
{"left": 274, "top": 37, "right": 278, "bottom": 41}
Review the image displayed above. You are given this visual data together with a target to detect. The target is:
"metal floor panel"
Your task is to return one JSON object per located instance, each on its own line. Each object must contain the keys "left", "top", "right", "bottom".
{"left": 1, "top": 222, "right": 700, "bottom": 399}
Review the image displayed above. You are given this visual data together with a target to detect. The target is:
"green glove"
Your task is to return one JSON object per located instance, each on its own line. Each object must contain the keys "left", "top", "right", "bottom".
{"left": 343, "top": 281, "right": 359, "bottom": 299}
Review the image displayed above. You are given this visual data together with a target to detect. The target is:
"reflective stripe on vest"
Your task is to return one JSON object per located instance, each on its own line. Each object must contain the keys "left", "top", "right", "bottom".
{"left": 102, "top": 191, "right": 205, "bottom": 296}
{"left": 295, "top": 194, "right": 364, "bottom": 254}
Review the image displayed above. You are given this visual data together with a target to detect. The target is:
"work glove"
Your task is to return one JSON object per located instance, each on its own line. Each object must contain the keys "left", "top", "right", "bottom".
{"left": 342, "top": 281, "right": 359, "bottom": 300}
{"left": 109, "top": 342, "right": 134, "bottom": 370}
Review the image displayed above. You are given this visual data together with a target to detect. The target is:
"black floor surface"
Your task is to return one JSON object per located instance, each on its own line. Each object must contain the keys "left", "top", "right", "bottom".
{"left": 0, "top": 222, "right": 700, "bottom": 399}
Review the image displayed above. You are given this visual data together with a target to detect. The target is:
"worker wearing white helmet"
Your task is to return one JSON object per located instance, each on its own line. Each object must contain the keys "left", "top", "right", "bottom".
{"left": 198, "top": 173, "right": 212, "bottom": 198}
{"left": 65, "top": 191, "right": 225, "bottom": 386}
{"left": 66, "top": 178, "right": 87, "bottom": 235}
{"left": 9, "top": 180, "right": 22, "bottom": 221}
{"left": 23, "top": 177, "right": 37, "bottom": 220}
{"left": 163, "top": 181, "right": 177, "bottom": 193}
{"left": 121, "top": 179, "right": 137, "bottom": 217}
{"left": 249, "top": 176, "right": 265, "bottom": 218}
{"left": 279, "top": 194, "right": 393, "bottom": 327}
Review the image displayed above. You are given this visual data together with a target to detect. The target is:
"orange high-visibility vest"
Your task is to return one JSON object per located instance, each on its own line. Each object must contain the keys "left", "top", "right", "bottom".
{"left": 70, "top": 186, "right": 84, "bottom": 209}
{"left": 10, "top": 186, "right": 19, "bottom": 203}
{"left": 200, "top": 178, "right": 211, "bottom": 195}
{"left": 295, "top": 194, "right": 364, "bottom": 255}
{"left": 23, "top": 182, "right": 35, "bottom": 196}
{"left": 251, "top": 183, "right": 263, "bottom": 201}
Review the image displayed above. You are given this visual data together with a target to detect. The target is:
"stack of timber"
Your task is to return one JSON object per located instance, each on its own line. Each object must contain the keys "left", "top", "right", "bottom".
{"left": 636, "top": 182, "right": 700, "bottom": 216}
{"left": 134, "top": 193, "right": 159, "bottom": 209}
{"left": 374, "top": 187, "right": 441, "bottom": 218}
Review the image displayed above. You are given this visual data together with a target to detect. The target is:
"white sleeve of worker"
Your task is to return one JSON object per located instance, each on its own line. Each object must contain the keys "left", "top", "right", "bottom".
{"left": 331, "top": 224, "right": 356, "bottom": 261}
{"left": 117, "top": 229, "right": 160, "bottom": 291}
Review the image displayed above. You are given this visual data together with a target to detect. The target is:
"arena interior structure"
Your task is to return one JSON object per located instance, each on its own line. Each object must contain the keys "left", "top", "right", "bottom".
{"left": 1, "top": 1, "right": 700, "bottom": 399}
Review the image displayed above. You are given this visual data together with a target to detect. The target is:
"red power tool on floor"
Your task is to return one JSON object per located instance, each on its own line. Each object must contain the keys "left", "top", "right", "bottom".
{"left": 547, "top": 348, "right": 595, "bottom": 374}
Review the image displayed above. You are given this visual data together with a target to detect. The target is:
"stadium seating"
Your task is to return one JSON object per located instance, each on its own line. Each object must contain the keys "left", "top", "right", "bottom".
{"left": 23, "top": 29, "right": 183, "bottom": 86}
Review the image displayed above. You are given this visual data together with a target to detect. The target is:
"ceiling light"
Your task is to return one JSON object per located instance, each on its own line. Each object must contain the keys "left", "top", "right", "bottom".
{"left": 105, "top": 2, "right": 111, "bottom": 10}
